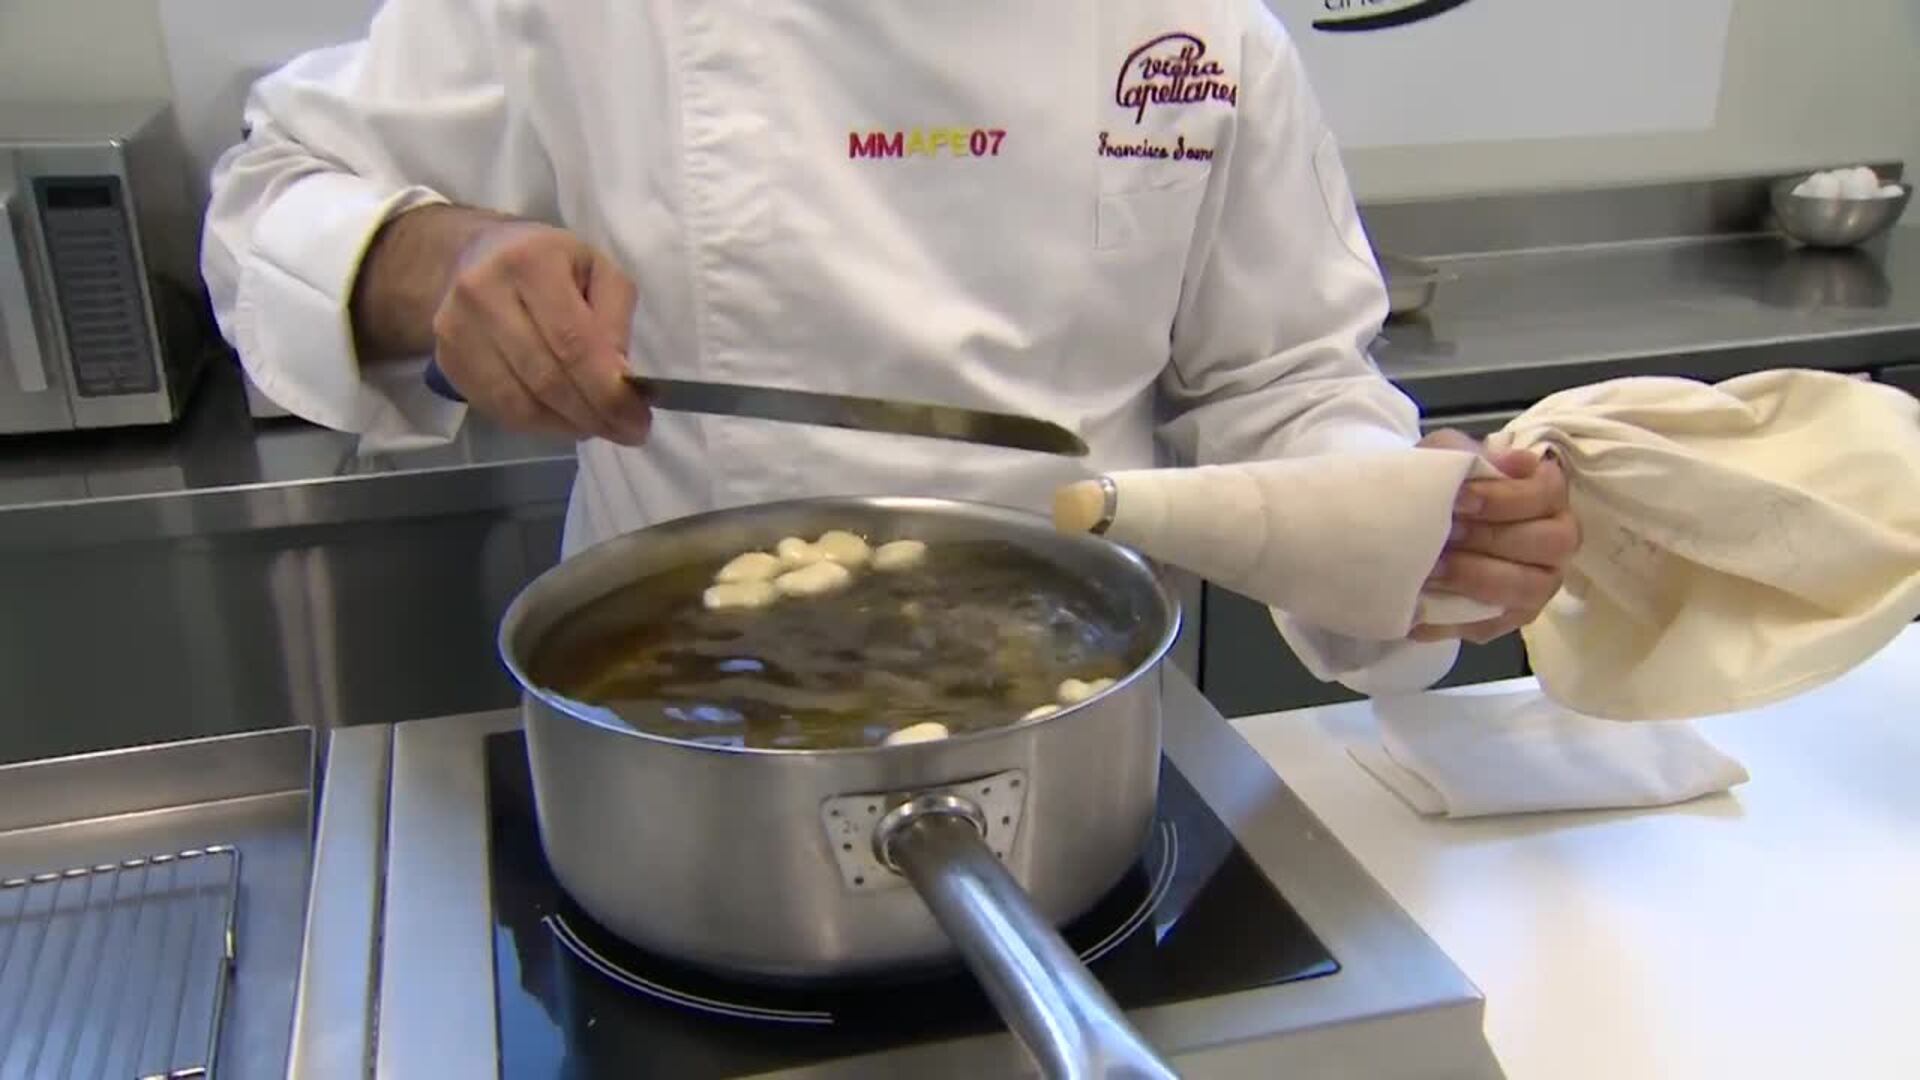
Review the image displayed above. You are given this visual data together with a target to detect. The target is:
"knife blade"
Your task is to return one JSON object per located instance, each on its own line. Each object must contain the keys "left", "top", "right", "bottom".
{"left": 423, "top": 358, "right": 1087, "bottom": 456}
{"left": 624, "top": 375, "right": 1088, "bottom": 457}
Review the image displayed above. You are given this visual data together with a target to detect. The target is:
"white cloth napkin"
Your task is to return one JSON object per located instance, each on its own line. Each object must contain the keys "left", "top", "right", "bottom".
{"left": 1349, "top": 688, "right": 1750, "bottom": 819}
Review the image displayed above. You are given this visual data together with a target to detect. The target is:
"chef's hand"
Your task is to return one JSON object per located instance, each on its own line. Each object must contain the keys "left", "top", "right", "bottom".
{"left": 433, "top": 218, "right": 650, "bottom": 444}
{"left": 1410, "top": 429, "right": 1581, "bottom": 645}
{"left": 351, "top": 203, "right": 650, "bottom": 444}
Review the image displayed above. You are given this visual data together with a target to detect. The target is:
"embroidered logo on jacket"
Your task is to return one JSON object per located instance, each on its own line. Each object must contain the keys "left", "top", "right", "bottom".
{"left": 1115, "top": 33, "right": 1238, "bottom": 125}
{"left": 848, "top": 127, "right": 1007, "bottom": 159}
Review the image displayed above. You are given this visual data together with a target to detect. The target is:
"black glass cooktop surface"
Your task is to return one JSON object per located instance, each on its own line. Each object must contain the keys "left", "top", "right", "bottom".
{"left": 485, "top": 732, "right": 1337, "bottom": 1078}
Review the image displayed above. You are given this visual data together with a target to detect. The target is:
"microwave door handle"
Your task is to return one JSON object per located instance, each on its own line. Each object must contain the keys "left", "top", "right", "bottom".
{"left": 0, "top": 191, "right": 50, "bottom": 394}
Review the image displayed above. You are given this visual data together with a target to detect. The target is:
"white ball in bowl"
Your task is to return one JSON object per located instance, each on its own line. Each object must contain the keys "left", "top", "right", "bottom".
{"left": 1838, "top": 167, "right": 1882, "bottom": 199}
{"left": 1793, "top": 166, "right": 1896, "bottom": 201}
{"left": 1794, "top": 171, "right": 1841, "bottom": 199}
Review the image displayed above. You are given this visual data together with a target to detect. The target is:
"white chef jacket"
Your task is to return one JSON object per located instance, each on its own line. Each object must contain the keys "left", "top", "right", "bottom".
{"left": 200, "top": 0, "right": 1461, "bottom": 692}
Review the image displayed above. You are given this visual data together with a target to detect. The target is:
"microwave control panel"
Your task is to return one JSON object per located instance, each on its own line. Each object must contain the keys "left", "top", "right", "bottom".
{"left": 34, "top": 176, "right": 159, "bottom": 398}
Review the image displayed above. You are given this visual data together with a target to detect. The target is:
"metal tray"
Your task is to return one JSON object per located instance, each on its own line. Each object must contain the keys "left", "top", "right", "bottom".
{"left": 1378, "top": 252, "right": 1452, "bottom": 319}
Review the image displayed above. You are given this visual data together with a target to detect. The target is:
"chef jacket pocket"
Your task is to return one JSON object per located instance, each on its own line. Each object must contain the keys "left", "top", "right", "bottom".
{"left": 1095, "top": 176, "right": 1208, "bottom": 253}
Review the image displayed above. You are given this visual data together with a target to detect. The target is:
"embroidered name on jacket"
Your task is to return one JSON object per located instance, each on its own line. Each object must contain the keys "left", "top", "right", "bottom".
{"left": 848, "top": 127, "right": 1007, "bottom": 159}
{"left": 1098, "top": 133, "right": 1214, "bottom": 161}
{"left": 1115, "top": 33, "right": 1239, "bottom": 124}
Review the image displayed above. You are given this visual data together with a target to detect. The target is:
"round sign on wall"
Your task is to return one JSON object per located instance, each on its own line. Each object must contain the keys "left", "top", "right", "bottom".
{"left": 1312, "top": 0, "right": 1477, "bottom": 34}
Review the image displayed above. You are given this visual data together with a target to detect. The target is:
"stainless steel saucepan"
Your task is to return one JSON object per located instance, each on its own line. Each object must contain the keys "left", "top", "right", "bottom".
{"left": 497, "top": 496, "right": 1183, "bottom": 1078}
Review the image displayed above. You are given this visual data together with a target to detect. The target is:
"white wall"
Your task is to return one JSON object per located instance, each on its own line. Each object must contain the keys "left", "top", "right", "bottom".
{"left": 1333, "top": 1, "right": 1920, "bottom": 203}
{"left": 0, "top": 0, "right": 173, "bottom": 102}
{"left": 4, "top": 0, "right": 1917, "bottom": 204}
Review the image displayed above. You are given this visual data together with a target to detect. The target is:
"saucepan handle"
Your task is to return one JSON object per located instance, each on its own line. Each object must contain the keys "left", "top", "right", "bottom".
{"left": 878, "top": 796, "right": 1181, "bottom": 1080}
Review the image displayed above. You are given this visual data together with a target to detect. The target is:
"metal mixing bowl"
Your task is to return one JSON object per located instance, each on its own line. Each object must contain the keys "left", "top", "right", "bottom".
{"left": 1771, "top": 176, "right": 1912, "bottom": 248}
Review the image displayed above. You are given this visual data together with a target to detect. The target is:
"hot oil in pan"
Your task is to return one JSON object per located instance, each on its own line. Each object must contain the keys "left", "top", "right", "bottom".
{"left": 529, "top": 539, "right": 1148, "bottom": 749}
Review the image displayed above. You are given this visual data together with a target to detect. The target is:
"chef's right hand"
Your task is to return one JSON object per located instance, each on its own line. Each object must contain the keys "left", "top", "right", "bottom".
{"left": 432, "top": 219, "right": 651, "bottom": 445}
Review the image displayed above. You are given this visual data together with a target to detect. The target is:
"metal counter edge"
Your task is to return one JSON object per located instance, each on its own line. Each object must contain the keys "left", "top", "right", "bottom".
{"left": 287, "top": 724, "right": 392, "bottom": 1080}
{"left": 0, "top": 456, "right": 576, "bottom": 552}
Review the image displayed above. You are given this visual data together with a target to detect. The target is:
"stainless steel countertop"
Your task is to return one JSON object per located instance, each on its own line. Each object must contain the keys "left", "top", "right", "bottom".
{"left": 0, "top": 360, "right": 576, "bottom": 547}
{"left": 1380, "top": 227, "right": 1920, "bottom": 412}
{"left": 3, "top": 224, "right": 1915, "bottom": 544}
{"left": 296, "top": 671, "right": 1505, "bottom": 1079}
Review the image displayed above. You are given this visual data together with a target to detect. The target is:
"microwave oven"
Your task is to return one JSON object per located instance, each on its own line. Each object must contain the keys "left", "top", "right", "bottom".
{"left": 0, "top": 100, "right": 208, "bottom": 433}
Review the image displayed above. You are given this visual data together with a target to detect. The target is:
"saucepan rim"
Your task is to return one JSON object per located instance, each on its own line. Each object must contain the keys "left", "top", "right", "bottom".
{"left": 498, "top": 493, "right": 1184, "bottom": 759}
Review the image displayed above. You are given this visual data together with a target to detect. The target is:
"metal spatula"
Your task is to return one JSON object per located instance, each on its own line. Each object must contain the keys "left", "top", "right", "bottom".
{"left": 424, "top": 360, "right": 1088, "bottom": 457}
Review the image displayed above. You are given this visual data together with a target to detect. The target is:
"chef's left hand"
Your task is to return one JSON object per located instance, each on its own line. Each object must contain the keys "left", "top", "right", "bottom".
{"left": 1410, "top": 429, "right": 1581, "bottom": 645}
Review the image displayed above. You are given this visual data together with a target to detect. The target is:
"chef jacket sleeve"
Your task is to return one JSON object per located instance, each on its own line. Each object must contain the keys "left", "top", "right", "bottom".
{"left": 200, "top": 0, "right": 557, "bottom": 452}
{"left": 1154, "top": 7, "right": 1461, "bottom": 695}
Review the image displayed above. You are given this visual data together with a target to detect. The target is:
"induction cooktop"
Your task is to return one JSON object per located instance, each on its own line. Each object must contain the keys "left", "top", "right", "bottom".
{"left": 313, "top": 675, "right": 1503, "bottom": 1079}
{"left": 482, "top": 732, "right": 1338, "bottom": 1078}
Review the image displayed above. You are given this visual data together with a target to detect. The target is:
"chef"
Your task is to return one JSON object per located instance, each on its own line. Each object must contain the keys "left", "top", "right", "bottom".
{"left": 200, "top": 0, "right": 1577, "bottom": 693}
